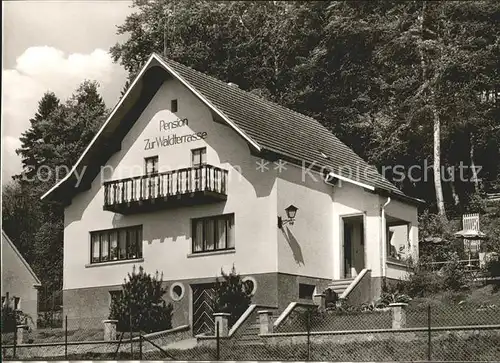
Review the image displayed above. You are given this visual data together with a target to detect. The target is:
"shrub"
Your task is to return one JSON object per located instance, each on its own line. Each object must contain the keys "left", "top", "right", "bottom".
{"left": 214, "top": 265, "right": 252, "bottom": 327}
{"left": 441, "top": 253, "right": 468, "bottom": 291}
{"left": 486, "top": 259, "right": 500, "bottom": 290}
{"left": 376, "top": 292, "right": 412, "bottom": 308}
{"left": 403, "top": 269, "right": 442, "bottom": 297}
{"left": 109, "top": 266, "right": 173, "bottom": 333}
{"left": 1, "top": 304, "right": 32, "bottom": 333}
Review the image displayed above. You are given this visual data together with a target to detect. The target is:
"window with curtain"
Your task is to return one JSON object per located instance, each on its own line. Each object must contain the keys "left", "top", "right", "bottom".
{"left": 192, "top": 214, "right": 235, "bottom": 253}
{"left": 145, "top": 156, "right": 158, "bottom": 174}
{"left": 191, "top": 147, "right": 206, "bottom": 167}
{"left": 90, "top": 225, "right": 142, "bottom": 264}
{"left": 110, "top": 231, "right": 118, "bottom": 260}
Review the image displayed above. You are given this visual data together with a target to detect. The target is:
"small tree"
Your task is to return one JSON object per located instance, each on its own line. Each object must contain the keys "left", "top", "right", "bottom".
{"left": 214, "top": 266, "right": 252, "bottom": 327}
{"left": 109, "top": 266, "right": 173, "bottom": 333}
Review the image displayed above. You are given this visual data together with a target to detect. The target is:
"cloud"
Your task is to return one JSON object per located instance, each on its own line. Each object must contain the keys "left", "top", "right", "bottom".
{"left": 2, "top": 46, "right": 126, "bottom": 182}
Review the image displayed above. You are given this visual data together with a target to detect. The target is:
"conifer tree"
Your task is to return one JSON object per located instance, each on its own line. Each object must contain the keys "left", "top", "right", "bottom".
{"left": 109, "top": 266, "right": 173, "bottom": 333}
{"left": 214, "top": 265, "right": 252, "bottom": 327}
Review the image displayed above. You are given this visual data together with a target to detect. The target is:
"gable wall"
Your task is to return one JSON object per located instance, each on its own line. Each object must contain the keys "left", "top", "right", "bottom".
{"left": 1, "top": 234, "right": 39, "bottom": 326}
{"left": 63, "top": 78, "right": 278, "bottom": 291}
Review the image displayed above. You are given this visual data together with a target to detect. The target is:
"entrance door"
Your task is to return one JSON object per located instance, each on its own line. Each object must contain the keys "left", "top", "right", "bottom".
{"left": 342, "top": 215, "right": 365, "bottom": 278}
{"left": 343, "top": 223, "right": 352, "bottom": 278}
{"left": 192, "top": 283, "right": 216, "bottom": 336}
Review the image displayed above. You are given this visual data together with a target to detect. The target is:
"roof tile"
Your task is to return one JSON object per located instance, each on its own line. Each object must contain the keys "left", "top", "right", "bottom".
{"left": 162, "top": 55, "right": 405, "bottom": 197}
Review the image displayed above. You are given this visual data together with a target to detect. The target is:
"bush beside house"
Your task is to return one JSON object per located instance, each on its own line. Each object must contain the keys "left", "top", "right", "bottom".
{"left": 109, "top": 266, "right": 173, "bottom": 333}
{"left": 214, "top": 266, "right": 252, "bottom": 327}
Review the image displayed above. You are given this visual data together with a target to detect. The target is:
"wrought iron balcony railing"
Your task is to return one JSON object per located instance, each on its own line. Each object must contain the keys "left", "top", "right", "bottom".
{"left": 103, "top": 164, "right": 228, "bottom": 214}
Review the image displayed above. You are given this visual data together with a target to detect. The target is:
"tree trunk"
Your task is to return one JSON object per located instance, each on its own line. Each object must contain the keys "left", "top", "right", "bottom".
{"left": 418, "top": 1, "right": 447, "bottom": 219}
{"left": 470, "top": 138, "right": 480, "bottom": 193}
{"left": 430, "top": 90, "right": 446, "bottom": 218}
{"left": 447, "top": 166, "right": 460, "bottom": 206}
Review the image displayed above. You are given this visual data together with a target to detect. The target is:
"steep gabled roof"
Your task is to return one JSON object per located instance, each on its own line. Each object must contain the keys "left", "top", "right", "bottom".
{"left": 2, "top": 230, "right": 42, "bottom": 287}
{"left": 42, "top": 53, "right": 422, "bottom": 205}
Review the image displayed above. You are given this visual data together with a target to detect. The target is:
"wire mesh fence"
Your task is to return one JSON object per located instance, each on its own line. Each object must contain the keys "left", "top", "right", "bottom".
{"left": 2, "top": 302, "right": 500, "bottom": 361}
{"left": 200, "top": 303, "right": 500, "bottom": 362}
{"left": 1, "top": 307, "right": 173, "bottom": 360}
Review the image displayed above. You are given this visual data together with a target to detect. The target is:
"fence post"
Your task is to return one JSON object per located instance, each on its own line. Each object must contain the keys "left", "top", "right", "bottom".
{"left": 13, "top": 323, "right": 17, "bottom": 358}
{"left": 216, "top": 321, "right": 220, "bottom": 361}
{"left": 139, "top": 334, "right": 143, "bottom": 360}
{"left": 213, "top": 313, "right": 230, "bottom": 337}
{"left": 16, "top": 325, "right": 26, "bottom": 345}
{"left": 306, "top": 309, "right": 311, "bottom": 361}
{"left": 258, "top": 310, "right": 274, "bottom": 334}
{"left": 65, "top": 315, "right": 68, "bottom": 359}
{"left": 427, "top": 305, "right": 432, "bottom": 361}
{"left": 389, "top": 303, "right": 408, "bottom": 329}
{"left": 103, "top": 320, "right": 118, "bottom": 341}
{"left": 313, "top": 293, "right": 326, "bottom": 311}
{"left": 129, "top": 308, "right": 133, "bottom": 358}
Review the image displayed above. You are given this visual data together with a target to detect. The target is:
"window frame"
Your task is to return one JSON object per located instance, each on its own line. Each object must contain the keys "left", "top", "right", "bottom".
{"left": 386, "top": 222, "right": 410, "bottom": 262}
{"left": 191, "top": 147, "right": 207, "bottom": 167}
{"left": 90, "top": 225, "right": 143, "bottom": 264}
{"left": 298, "top": 283, "right": 315, "bottom": 300}
{"left": 144, "top": 156, "right": 159, "bottom": 175}
{"left": 191, "top": 213, "right": 235, "bottom": 254}
{"left": 171, "top": 99, "right": 178, "bottom": 112}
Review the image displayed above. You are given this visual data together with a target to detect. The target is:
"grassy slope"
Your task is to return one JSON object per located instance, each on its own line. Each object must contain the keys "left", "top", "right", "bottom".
{"left": 410, "top": 284, "right": 500, "bottom": 308}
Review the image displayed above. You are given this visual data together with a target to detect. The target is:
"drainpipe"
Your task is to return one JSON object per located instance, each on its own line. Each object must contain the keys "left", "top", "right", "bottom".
{"left": 381, "top": 197, "right": 391, "bottom": 277}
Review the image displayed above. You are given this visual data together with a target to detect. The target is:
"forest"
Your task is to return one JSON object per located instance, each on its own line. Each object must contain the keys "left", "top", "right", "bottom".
{"left": 3, "top": 0, "right": 500, "bottom": 303}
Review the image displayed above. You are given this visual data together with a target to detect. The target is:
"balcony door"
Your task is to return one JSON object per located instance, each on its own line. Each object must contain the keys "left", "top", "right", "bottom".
{"left": 192, "top": 148, "right": 206, "bottom": 191}
{"left": 144, "top": 156, "right": 158, "bottom": 199}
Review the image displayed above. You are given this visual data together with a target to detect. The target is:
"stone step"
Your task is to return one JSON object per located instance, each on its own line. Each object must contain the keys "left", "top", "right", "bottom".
{"left": 327, "top": 278, "right": 356, "bottom": 295}
{"left": 332, "top": 278, "right": 356, "bottom": 282}
{"left": 330, "top": 279, "right": 355, "bottom": 285}
{"left": 329, "top": 284, "right": 351, "bottom": 290}
{"left": 329, "top": 283, "right": 352, "bottom": 289}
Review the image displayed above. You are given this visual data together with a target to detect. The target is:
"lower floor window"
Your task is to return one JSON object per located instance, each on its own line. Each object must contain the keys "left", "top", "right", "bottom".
{"left": 192, "top": 214, "right": 235, "bottom": 253}
{"left": 91, "top": 225, "right": 142, "bottom": 263}
{"left": 299, "top": 284, "right": 315, "bottom": 300}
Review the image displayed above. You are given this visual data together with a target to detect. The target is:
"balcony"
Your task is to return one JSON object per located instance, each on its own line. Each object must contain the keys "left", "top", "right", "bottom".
{"left": 103, "top": 164, "right": 228, "bottom": 214}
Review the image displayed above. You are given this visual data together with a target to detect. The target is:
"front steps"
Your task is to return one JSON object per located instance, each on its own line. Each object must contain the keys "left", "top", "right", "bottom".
{"left": 328, "top": 277, "right": 356, "bottom": 296}
{"left": 234, "top": 313, "right": 263, "bottom": 346}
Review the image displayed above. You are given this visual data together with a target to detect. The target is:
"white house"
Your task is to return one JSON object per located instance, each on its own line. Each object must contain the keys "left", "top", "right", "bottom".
{"left": 2, "top": 230, "right": 42, "bottom": 329}
{"left": 42, "top": 53, "right": 420, "bottom": 333}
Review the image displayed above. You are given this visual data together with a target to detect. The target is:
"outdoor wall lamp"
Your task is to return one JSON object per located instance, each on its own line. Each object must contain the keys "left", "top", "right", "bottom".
{"left": 278, "top": 204, "right": 298, "bottom": 228}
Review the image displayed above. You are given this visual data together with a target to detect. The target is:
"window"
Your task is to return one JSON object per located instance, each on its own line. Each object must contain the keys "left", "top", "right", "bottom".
{"left": 299, "top": 284, "right": 315, "bottom": 300}
{"left": 192, "top": 214, "right": 235, "bottom": 253}
{"left": 191, "top": 147, "right": 206, "bottom": 167}
{"left": 387, "top": 223, "right": 410, "bottom": 261}
{"left": 171, "top": 99, "right": 178, "bottom": 112}
{"left": 90, "top": 226, "right": 142, "bottom": 264}
{"left": 145, "top": 156, "right": 158, "bottom": 175}
{"left": 170, "top": 282, "right": 185, "bottom": 301}
{"left": 242, "top": 276, "right": 257, "bottom": 295}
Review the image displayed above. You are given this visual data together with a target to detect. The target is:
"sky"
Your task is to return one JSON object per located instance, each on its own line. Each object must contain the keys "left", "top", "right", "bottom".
{"left": 2, "top": 0, "right": 134, "bottom": 183}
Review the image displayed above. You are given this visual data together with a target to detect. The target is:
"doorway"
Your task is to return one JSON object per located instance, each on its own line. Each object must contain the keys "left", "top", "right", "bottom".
{"left": 192, "top": 283, "right": 216, "bottom": 336}
{"left": 341, "top": 215, "right": 365, "bottom": 278}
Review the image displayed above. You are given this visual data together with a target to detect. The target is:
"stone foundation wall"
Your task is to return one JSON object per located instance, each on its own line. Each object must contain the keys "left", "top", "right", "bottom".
{"left": 62, "top": 272, "right": 331, "bottom": 330}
